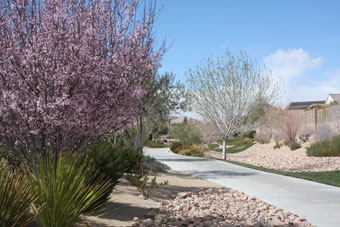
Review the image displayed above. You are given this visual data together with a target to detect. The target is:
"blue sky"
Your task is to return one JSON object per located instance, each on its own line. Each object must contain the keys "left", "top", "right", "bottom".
{"left": 153, "top": 0, "right": 340, "bottom": 106}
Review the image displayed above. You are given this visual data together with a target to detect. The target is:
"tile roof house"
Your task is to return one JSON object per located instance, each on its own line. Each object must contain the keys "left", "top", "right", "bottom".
{"left": 325, "top": 94, "right": 340, "bottom": 105}
{"left": 284, "top": 101, "right": 325, "bottom": 111}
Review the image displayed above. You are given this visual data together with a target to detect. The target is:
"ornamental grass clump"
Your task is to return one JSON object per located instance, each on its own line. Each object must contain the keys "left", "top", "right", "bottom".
{"left": 0, "top": 162, "right": 37, "bottom": 227}
{"left": 307, "top": 136, "right": 340, "bottom": 157}
{"left": 26, "top": 152, "right": 113, "bottom": 227}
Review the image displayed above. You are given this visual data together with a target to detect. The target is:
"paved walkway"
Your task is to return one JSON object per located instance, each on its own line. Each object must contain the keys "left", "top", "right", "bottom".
{"left": 144, "top": 148, "right": 340, "bottom": 227}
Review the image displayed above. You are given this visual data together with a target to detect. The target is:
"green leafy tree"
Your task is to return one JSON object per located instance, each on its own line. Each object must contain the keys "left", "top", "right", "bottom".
{"left": 170, "top": 123, "right": 201, "bottom": 145}
{"left": 123, "top": 72, "right": 190, "bottom": 153}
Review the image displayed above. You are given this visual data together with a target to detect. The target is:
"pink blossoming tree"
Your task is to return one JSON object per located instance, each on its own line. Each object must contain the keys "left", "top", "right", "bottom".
{"left": 0, "top": 0, "right": 163, "bottom": 155}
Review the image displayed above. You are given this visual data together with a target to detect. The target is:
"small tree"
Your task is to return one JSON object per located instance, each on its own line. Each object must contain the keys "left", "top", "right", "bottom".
{"left": 186, "top": 50, "right": 280, "bottom": 160}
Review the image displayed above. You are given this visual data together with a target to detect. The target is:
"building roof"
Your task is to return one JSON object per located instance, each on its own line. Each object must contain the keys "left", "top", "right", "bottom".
{"left": 285, "top": 101, "right": 325, "bottom": 110}
{"left": 329, "top": 94, "right": 340, "bottom": 102}
{"left": 170, "top": 116, "right": 201, "bottom": 124}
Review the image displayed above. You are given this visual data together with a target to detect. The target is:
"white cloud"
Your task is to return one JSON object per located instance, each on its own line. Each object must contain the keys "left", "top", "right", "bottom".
{"left": 283, "top": 69, "right": 340, "bottom": 105}
{"left": 263, "top": 48, "right": 324, "bottom": 81}
{"left": 262, "top": 48, "right": 331, "bottom": 106}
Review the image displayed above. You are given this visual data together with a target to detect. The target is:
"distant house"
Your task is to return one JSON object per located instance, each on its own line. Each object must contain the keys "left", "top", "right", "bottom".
{"left": 284, "top": 101, "right": 325, "bottom": 111}
{"left": 325, "top": 94, "right": 340, "bottom": 105}
{"left": 169, "top": 116, "right": 200, "bottom": 125}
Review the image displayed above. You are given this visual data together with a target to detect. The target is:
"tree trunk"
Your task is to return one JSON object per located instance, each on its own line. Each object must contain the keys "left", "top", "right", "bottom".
{"left": 139, "top": 115, "right": 143, "bottom": 156}
{"left": 222, "top": 138, "right": 227, "bottom": 160}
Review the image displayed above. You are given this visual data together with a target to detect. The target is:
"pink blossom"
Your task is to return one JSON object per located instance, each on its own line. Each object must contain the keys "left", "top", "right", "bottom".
{"left": 0, "top": 0, "right": 163, "bottom": 153}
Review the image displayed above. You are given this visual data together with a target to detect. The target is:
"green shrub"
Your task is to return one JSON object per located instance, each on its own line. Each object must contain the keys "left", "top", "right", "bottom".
{"left": 87, "top": 141, "right": 142, "bottom": 185}
{"left": 170, "top": 141, "right": 183, "bottom": 152}
{"left": 273, "top": 142, "right": 283, "bottom": 149}
{"left": 178, "top": 145, "right": 205, "bottom": 157}
{"left": 244, "top": 130, "right": 256, "bottom": 139}
{"left": 174, "top": 145, "right": 186, "bottom": 153}
{"left": 26, "top": 152, "right": 113, "bottom": 227}
{"left": 184, "top": 148, "right": 204, "bottom": 157}
{"left": 0, "top": 163, "right": 37, "bottom": 227}
{"left": 307, "top": 136, "right": 340, "bottom": 157}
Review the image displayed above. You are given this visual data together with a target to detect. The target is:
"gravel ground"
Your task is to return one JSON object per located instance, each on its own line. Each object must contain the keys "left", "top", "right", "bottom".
{"left": 133, "top": 187, "right": 314, "bottom": 227}
{"left": 205, "top": 142, "right": 340, "bottom": 172}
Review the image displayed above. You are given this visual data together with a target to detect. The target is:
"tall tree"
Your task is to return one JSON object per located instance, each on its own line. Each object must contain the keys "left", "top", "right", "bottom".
{"left": 122, "top": 72, "right": 189, "bottom": 152}
{"left": 0, "top": 0, "right": 164, "bottom": 156}
{"left": 186, "top": 50, "right": 281, "bottom": 160}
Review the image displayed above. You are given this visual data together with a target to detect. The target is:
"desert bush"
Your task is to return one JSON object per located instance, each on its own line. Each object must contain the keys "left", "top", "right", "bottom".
{"left": 244, "top": 130, "right": 256, "bottom": 139}
{"left": 174, "top": 145, "right": 186, "bottom": 154}
{"left": 178, "top": 145, "right": 205, "bottom": 157}
{"left": 0, "top": 163, "right": 37, "bottom": 227}
{"left": 307, "top": 136, "right": 340, "bottom": 157}
{"left": 26, "top": 152, "right": 113, "bottom": 227}
{"left": 277, "top": 110, "right": 301, "bottom": 143}
{"left": 273, "top": 142, "right": 283, "bottom": 149}
{"left": 170, "top": 141, "right": 183, "bottom": 152}
{"left": 284, "top": 140, "right": 301, "bottom": 150}
{"left": 314, "top": 124, "right": 337, "bottom": 142}
{"left": 126, "top": 162, "right": 168, "bottom": 199}
{"left": 299, "top": 134, "right": 310, "bottom": 143}
{"left": 298, "top": 128, "right": 314, "bottom": 143}
{"left": 255, "top": 132, "right": 271, "bottom": 144}
{"left": 143, "top": 155, "right": 170, "bottom": 173}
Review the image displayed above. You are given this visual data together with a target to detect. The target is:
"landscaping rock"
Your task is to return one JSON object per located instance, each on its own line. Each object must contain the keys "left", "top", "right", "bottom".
{"left": 132, "top": 187, "right": 314, "bottom": 227}
{"left": 205, "top": 142, "right": 340, "bottom": 172}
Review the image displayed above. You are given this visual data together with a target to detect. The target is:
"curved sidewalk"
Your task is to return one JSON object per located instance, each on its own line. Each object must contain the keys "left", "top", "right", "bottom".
{"left": 144, "top": 148, "right": 340, "bottom": 227}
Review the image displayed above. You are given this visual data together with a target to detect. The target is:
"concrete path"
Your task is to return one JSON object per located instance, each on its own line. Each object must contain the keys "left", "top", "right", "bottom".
{"left": 144, "top": 148, "right": 340, "bottom": 227}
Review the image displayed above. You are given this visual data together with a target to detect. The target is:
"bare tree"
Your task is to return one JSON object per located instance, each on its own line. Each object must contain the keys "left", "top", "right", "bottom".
{"left": 186, "top": 50, "right": 281, "bottom": 160}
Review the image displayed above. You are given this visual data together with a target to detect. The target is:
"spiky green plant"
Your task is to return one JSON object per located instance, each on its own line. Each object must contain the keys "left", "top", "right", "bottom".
{"left": 26, "top": 152, "right": 113, "bottom": 227}
{"left": 0, "top": 162, "right": 37, "bottom": 227}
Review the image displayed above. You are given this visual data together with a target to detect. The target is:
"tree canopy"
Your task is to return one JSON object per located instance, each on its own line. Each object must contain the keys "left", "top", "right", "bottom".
{"left": 186, "top": 50, "right": 281, "bottom": 159}
{"left": 0, "top": 0, "right": 164, "bottom": 154}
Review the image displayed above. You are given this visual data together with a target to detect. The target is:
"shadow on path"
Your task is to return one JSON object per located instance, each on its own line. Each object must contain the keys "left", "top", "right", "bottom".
{"left": 186, "top": 170, "right": 258, "bottom": 179}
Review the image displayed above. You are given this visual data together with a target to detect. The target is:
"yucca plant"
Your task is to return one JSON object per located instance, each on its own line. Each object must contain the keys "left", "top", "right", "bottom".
{"left": 26, "top": 152, "right": 113, "bottom": 227}
{"left": 0, "top": 162, "right": 37, "bottom": 227}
